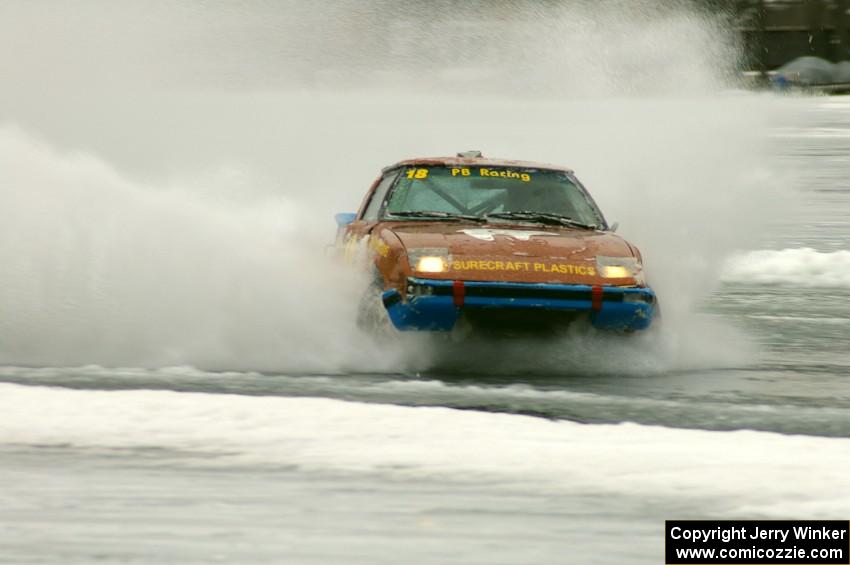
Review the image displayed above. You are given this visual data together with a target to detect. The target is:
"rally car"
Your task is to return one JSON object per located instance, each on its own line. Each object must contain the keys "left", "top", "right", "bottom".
{"left": 336, "top": 151, "right": 657, "bottom": 333}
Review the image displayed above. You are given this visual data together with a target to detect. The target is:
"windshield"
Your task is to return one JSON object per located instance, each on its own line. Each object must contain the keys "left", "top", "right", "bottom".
{"left": 383, "top": 165, "right": 604, "bottom": 227}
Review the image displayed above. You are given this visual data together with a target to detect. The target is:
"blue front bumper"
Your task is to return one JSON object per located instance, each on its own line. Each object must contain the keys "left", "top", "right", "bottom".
{"left": 382, "top": 277, "right": 656, "bottom": 332}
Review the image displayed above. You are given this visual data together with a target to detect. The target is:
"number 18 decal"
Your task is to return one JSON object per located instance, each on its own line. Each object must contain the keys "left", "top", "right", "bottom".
{"left": 406, "top": 168, "right": 429, "bottom": 180}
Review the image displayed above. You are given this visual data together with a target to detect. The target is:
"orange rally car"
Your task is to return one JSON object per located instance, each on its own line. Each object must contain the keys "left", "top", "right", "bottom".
{"left": 335, "top": 151, "right": 657, "bottom": 333}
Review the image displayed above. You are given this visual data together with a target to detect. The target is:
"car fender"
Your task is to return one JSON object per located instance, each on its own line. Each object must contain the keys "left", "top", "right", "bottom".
{"left": 370, "top": 227, "right": 408, "bottom": 292}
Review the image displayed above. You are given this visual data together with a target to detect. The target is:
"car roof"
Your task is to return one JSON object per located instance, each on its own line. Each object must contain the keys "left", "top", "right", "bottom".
{"left": 384, "top": 155, "right": 573, "bottom": 173}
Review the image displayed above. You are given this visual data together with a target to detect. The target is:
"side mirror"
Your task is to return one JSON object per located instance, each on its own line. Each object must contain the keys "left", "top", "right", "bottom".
{"left": 335, "top": 212, "right": 357, "bottom": 227}
{"left": 609, "top": 221, "right": 619, "bottom": 232}
{"left": 334, "top": 212, "right": 357, "bottom": 248}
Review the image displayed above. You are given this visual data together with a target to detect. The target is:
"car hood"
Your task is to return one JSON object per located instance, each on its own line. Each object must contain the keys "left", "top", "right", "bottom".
{"left": 380, "top": 221, "right": 641, "bottom": 285}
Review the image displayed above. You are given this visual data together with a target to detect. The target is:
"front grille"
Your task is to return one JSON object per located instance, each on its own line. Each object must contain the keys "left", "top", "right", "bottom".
{"left": 406, "top": 279, "right": 655, "bottom": 303}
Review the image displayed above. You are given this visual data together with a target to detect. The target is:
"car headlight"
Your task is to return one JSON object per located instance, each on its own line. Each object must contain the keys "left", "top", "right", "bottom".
{"left": 596, "top": 256, "right": 642, "bottom": 280}
{"left": 416, "top": 256, "right": 447, "bottom": 273}
{"left": 408, "top": 248, "right": 451, "bottom": 274}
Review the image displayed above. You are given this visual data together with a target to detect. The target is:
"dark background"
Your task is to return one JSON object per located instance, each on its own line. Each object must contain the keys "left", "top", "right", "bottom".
{"left": 724, "top": 0, "right": 850, "bottom": 69}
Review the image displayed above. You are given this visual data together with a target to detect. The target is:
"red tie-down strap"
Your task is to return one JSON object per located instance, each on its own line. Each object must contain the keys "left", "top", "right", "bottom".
{"left": 591, "top": 285, "right": 603, "bottom": 311}
{"left": 452, "top": 280, "right": 465, "bottom": 306}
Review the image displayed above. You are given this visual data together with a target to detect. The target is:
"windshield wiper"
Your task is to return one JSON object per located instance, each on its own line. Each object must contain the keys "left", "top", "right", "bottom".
{"left": 485, "top": 211, "right": 598, "bottom": 230}
{"left": 386, "top": 211, "right": 485, "bottom": 223}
